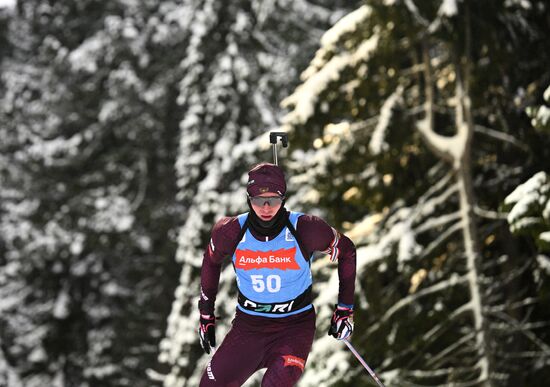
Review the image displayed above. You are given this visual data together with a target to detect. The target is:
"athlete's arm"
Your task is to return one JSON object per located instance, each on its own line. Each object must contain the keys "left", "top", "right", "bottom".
{"left": 296, "top": 215, "right": 357, "bottom": 307}
{"left": 198, "top": 216, "right": 242, "bottom": 315}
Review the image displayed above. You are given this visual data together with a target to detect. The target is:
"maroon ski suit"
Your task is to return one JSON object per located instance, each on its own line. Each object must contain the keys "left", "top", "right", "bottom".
{"left": 199, "top": 213, "right": 356, "bottom": 386}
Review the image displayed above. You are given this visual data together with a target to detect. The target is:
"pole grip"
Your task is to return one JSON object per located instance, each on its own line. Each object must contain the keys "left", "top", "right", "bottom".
{"left": 269, "top": 132, "right": 288, "bottom": 165}
{"left": 269, "top": 132, "right": 288, "bottom": 147}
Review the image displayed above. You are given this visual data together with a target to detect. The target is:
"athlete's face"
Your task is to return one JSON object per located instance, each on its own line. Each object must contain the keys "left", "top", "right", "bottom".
{"left": 249, "top": 193, "right": 283, "bottom": 221}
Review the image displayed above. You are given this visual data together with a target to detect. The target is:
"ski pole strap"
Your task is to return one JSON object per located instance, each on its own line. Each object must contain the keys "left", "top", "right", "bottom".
{"left": 237, "top": 285, "right": 312, "bottom": 315}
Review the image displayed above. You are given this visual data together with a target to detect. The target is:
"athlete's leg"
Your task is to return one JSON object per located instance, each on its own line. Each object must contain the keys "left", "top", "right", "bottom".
{"left": 261, "top": 311, "right": 316, "bottom": 387}
{"left": 199, "top": 317, "right": 265, "bottom": 387}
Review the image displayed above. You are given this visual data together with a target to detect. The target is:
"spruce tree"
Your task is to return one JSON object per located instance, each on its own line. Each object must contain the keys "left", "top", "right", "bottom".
{"left": 282, "top": 1, "right": 550, "bottom": 386}
{"left": 156, "top": 1, "right": 361, "bottom": 386}
{"left": 1, "top": 1, "right": 183, "bottom": 385}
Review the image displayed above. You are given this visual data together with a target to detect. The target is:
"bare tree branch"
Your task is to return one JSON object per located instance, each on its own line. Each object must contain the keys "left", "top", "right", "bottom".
{"left": 367, "top": 274, "right": 468, "bottom": 335}
{"left": 474, "top": 124, "right": 530, "bottom": 153}
{"left": 419, "top": 221, "right": 462, "bottom": 258}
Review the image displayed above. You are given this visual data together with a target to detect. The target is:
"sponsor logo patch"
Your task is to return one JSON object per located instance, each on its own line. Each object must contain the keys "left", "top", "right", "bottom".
{"left": 207, "top": 361, "right": 216, "bottom": 380}
{"left": 235, "top": 248, "right": 299, "bottom": 271}
{"left": 243, "top": 299, "right": 295, "bottom": 313}
{"left": 282, "top": 355, "right": 305, "bottom": 371}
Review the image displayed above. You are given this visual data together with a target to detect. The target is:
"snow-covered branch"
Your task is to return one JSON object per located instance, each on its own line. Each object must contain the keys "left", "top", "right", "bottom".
{"left": 419, "top": 221, "right": 462, "bottom": 258}
{"left": 367, "top": 274, "right": 468, "bottom": 335}
{"left": 419, "top": 301, "right": 473, "bottom": 346}
{"left": 489, "top": 311, "right": 550, "bottom": 355}
{"left": 414, "top": 184, "right": 458, "bottom": 222}
{"left": 483, "top": 259, "right": 532, "bottom": 296}
{"left": 300, "top": 5, "right": 373, "bottom": 80}
{"left": 414, "top": 211, "right": 461, "bottom": 234}
{"left": 369, "top": 86, "right": 404, "bottom": 155}
{"left": 403, "top": 0, "right": 429, "bottom": 27}
{"left": 415, "top": 45, "right": 462, "bottom": 165}
{"left": 400, "top": 364, "right": 478, "bottom": 380}
{"left": 473, "top": 205, "right": 508, "bottom": 220}
{"left": 474, "top": 124, "right": 530, "bottom": 152}
{"left": 0, "top": 337, "right": 23, "bottom": 387}
{"left": 416, "top": 167, "right": 454, "bottom": 203}
{"left": 281, "top": 33, "right": 379, "bottom": 125}
{"left": 484, "top": 297, "right": 539, "bottom": 314}
{"left": 427, "top": 331, "right": 476, "bottom": 368}
{"left": 382, "top": 302, "right": 473, "bottom": 371}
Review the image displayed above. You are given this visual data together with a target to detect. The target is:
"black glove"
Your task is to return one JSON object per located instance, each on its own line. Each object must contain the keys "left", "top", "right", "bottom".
{"left": 328, "top": 304, "right": 354, "bottom": 340}
{"left": 199, "top": 314, "right": 216, "bottom": 354}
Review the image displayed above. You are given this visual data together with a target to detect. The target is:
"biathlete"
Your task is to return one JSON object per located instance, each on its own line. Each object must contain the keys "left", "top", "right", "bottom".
{"left": 198, "top": 162, "right": 357, "bottom": 386}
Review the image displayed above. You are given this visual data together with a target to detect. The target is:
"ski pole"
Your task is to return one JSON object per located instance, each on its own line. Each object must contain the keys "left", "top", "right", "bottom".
{"left": 269, "top": 132, "right": 288, "bottom": 166}
{"left": 342, "top": 338, "right": 386, "bottom": 387}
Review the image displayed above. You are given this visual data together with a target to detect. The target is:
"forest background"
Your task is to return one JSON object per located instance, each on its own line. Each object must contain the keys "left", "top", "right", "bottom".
{"left": 1, "top": 1, "right": 549, "bottom": 386}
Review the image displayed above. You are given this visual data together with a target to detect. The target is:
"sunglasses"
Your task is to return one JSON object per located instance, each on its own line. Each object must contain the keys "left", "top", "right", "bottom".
{"left": 249, "top": 195, "right": 284, "bottom": 207}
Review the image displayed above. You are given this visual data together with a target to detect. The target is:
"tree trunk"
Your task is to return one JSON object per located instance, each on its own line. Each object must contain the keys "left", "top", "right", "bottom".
{"left": 456, "top": 161, "right": 492, "bottom": 387}
{"left": 418, "top": 36, "right": 495, "bottom": 384}
{"left": 455, "top": 47, "right": 493, "bottom": 385}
